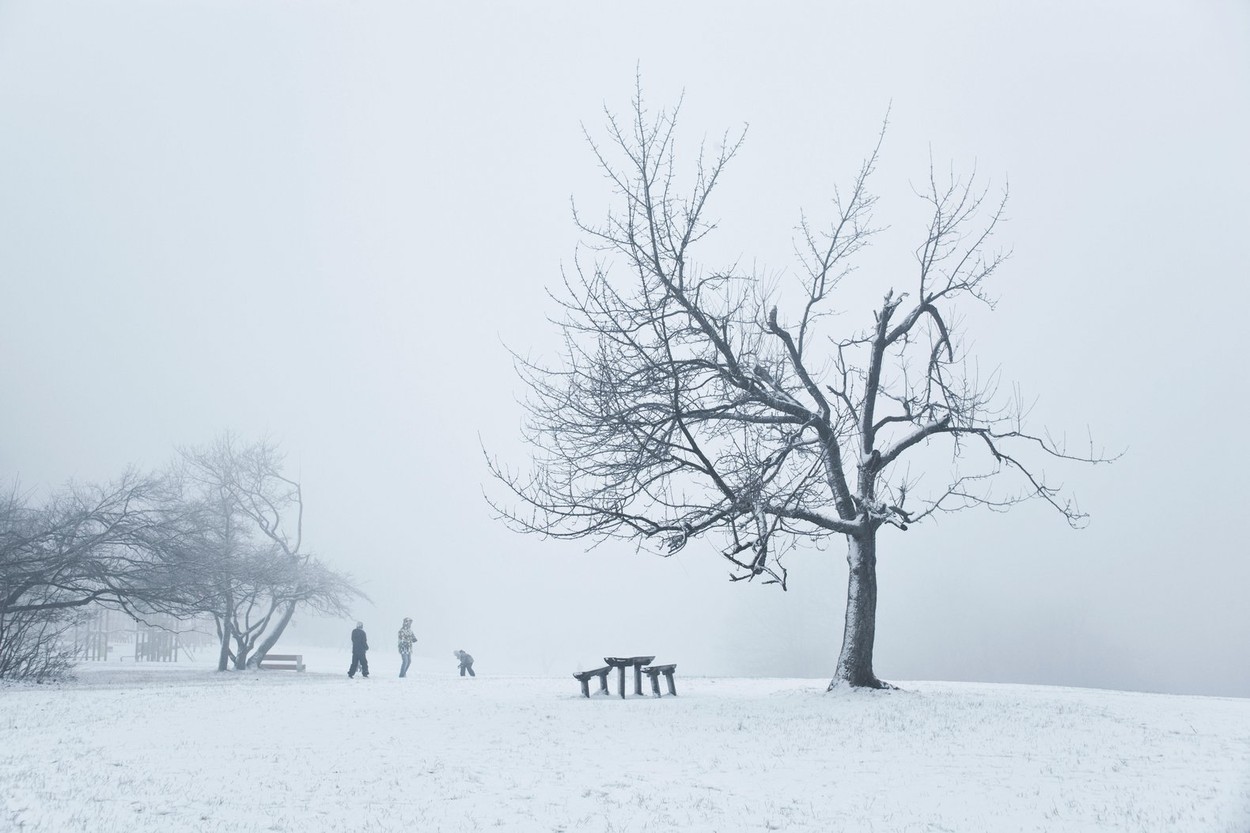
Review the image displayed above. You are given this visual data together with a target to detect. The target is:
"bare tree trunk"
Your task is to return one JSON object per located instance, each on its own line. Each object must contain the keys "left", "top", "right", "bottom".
{"left": 215, "top": 613, "right": 231, "bottom": 672}
{"left": 245, "top": 602, "right": 295, "bottom": 669}
{"left": 216, "top": 632, "right": 230, "bottom": 672}
{"left": 829, "top": 531, "right": 890, "bottom": 690}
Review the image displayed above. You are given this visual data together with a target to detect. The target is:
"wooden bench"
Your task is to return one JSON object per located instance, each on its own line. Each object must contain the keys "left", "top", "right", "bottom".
{"left": 259, "top": 653, "right": 305, "bottom": 672}
{"left": 642, "top": 664, "right": 677, "bottom": 697}
{"left": 604, "top": 655, "right": 655, "bottom": 698}
{"left": 573, "top": 666, "right": 612, "bottom": 698}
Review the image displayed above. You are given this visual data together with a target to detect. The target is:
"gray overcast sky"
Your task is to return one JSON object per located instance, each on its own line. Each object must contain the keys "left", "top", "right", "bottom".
{"left": 2, "top": 1, "right": 1248, "bottom": 695}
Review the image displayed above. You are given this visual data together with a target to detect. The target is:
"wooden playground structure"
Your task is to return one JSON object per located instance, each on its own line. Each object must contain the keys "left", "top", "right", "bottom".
{"left": 72, "top": 606, "right": 215, "bottom": 663}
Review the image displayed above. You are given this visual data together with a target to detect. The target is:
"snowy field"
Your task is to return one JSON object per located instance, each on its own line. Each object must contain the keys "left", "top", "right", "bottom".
{"left": 3, "top": 658, "right": 1249, "bottom": 833}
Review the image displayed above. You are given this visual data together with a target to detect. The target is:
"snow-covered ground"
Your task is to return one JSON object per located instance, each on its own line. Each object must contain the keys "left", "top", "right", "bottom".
{"left": 3, "top": 656, "right": 1249, "bottom": 832}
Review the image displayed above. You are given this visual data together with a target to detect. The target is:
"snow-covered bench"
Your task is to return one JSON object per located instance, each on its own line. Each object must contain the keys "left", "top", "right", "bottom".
{"left": 641, "top": 664, "right": 677, "bottom": 697}
{"left": 259, "top": 653, "right": 305, "bottom": 672}
{"left": 573, "top": 666, "right": 612, "bottom": 697}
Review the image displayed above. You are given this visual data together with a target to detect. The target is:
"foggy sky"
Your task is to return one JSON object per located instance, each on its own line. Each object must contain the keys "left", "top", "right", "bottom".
{"left": 2, "top": 1, "right": 1248, "bottom": 695}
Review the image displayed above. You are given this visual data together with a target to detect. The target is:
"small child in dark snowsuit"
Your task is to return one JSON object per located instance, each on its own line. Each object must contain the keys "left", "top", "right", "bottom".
{"left": 453, "top": 649, "right": 475, "bottom": 677}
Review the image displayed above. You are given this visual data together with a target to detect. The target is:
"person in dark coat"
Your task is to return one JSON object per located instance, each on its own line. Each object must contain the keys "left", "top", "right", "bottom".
{"left": 453, "top": 649, "right": 475, "bottom": 677}
{"left": 348, "top": 621, "right": 370, "bottom": 678}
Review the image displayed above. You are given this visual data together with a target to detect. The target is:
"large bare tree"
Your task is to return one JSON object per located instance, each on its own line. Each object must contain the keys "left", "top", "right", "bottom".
{"left": 488, "top": 93, "right": 1113, "bottom": 690}
{"left": 176, "top": 434, "right": 359, "bottom": 670}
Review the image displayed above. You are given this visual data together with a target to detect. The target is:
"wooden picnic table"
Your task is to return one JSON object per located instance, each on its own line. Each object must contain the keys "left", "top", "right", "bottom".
{"left": 604, "top": 656, "right": 655, "bottom": 698}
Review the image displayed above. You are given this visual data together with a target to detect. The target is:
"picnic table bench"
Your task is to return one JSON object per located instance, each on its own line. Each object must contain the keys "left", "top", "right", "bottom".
{"left": 642, "top": 663, "right": 677, "bottom": 697}
{"left": 258, "top": 653, "right": 305, "bottom": 672}
{"left": 573, "top": 666, "right": 612, "bottom": 698}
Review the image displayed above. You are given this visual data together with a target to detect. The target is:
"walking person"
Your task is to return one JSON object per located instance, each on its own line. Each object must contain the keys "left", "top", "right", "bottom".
{"left": 397, "top": 617, "right": 417, "bottom": 678}
{"left": 348, "top": 621, "right": 370, "bottom": 678}
{"left": 453, "top": 649, "right": 475, "bottom": 677}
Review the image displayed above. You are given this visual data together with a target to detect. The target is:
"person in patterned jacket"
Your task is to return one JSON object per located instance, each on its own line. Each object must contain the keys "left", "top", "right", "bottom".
{"left": 397, "top": 617, "right": 417, "bottom": 678}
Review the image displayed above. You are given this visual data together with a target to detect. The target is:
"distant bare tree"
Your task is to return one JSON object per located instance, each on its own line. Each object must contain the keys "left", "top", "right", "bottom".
{"left": 1, "top": 438, "right": 359, "bottom": 679}
{"left": 177, "top": 434, "right": 361, "bottom": 670}
{"left": 0, "top": 474, "right": 190, "bottom": 679}
{"left": 488, "top": 92, "right": 1115, "bottom": 689}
